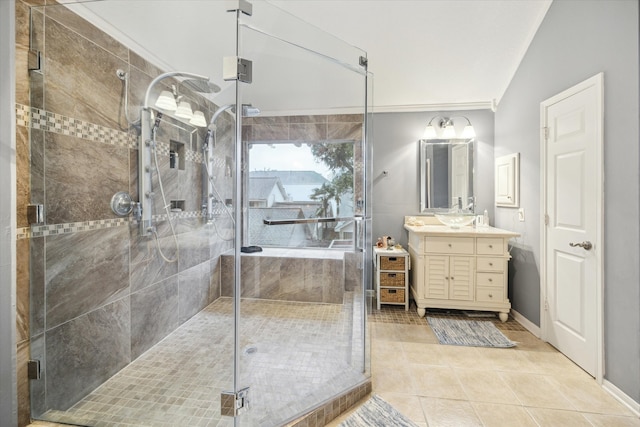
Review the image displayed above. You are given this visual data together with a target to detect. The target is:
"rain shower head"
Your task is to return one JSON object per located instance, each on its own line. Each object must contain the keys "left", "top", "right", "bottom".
{"left": 182, "top": 78, "right": 221, "bottom": 94}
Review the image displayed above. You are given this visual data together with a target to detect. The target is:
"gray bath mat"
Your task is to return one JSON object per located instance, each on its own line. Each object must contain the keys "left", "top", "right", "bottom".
{"left": 427, "top": 317, "right": 516, "bottom": 348}
{"left": 339, "top": 395, "right": 418, "bottom": 427}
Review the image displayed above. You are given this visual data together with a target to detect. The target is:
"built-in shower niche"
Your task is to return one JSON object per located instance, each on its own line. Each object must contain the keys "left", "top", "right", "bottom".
{"left": 170, "top": 200, "right": 185, "bottom": 212}
{"left": 169, "top": 140, "right": 185, "bottom": 170}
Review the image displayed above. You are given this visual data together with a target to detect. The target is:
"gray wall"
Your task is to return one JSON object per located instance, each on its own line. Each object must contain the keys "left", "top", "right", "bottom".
{"left": 495, "top": 0, "right": 640, "bottom": 403}
{"left": 1, "top": 0, "right": 17, "bottom": 425}
{"left": 371, "top": 109, "right": 494, "bottom": 248}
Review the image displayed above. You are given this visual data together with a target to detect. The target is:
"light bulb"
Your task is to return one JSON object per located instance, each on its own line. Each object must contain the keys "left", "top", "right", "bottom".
{"left": 423, "top": 124, "right": 437, "bottom": 139}
{"left": 155, "top": 90, "right": 177, "bottom": 111}
{"left": 442, "top": 124, "right": 456, "bottom": 139}
{"left": 190, "top": 111, "right": 207, "bottom": 127}
{"left": 462, "top": 124, "right": 476, "bottom": 138}
{"left": 175, "top": 101, "right": 193, "bottom": 119}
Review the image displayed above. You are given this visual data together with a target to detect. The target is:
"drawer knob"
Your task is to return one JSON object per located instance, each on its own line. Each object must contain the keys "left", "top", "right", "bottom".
{"left": 488, "top": 278, "right": 493, "bottom": 282}
{"left": 489, "top": 262, "right": 493, "bottom": 266}
{"left": 488, "top": 293, "right": 493, "bottom": 298}
{"left": 448, "top": 243, "right": 452, "bottom": 247}
{"left": 488, "top": 244, "right": 493, "bottom": 248}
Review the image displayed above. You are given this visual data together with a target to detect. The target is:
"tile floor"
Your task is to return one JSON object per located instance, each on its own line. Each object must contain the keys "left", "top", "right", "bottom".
{"left": 328, "top": 305, "right": 640, "bottom": 427}
{"left": 32, "top": 296, "right": 366, "bottom": 427}
{"left": 28, "top": 301, "right": 640, "bottom": 427}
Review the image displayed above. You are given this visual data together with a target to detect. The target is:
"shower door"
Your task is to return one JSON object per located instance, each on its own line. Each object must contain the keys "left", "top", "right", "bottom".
{"left": 229, "top": 2, "right": 372, "bottom": 425}
{"left": 25, "top": 1, "right": 240, "bottom": 425}
{"left": 23, "top": 0, "right": 369, "bottom": 425}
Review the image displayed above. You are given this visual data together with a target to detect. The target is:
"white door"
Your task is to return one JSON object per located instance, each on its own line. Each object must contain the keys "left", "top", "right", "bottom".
{"left": 451, "top": 144, "right": 469, "bottom": 206}
{"left": 541, "top": 73, "right": 603, "bottom": 378}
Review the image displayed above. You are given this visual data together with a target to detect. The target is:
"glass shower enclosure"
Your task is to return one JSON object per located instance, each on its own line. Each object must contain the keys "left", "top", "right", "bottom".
{"left": 24, "top": 1, "right": 371, "bottom": 426}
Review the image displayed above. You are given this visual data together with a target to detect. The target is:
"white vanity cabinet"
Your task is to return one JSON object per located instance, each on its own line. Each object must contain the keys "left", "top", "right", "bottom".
{"left": 405, "top": 224, "right": 519, "bottom": 322}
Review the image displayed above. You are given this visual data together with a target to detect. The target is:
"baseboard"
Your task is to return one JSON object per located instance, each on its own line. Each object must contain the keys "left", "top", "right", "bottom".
{"left": 509, "top": 312, "right": 639, "bottom": 418}
{"left": 602, "top": 380, "right": 640, "bottom": 417}
{"left": 510, "top": 309, "right": 540, "bottom": 337}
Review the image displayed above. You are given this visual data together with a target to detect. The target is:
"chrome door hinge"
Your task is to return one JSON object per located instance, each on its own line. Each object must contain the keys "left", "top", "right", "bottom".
{"left": 28, "top": 49, "right": 41, "bottom": 72}
{"left": 544, "top": 298, "right": 549, "bottom": 311}
{"left": 28, "top": 360, "right": 41, "bottom": 380}
{"left": 359, "top": 56, "right": 368, "bottom": 69}
{"left": 544, "top": 213, "right": 549, "bottom": 226}
{"left": 221, "top": 387, "right": 250, "bottom": 417}
{"left": 543, "top": 126, "right": 549, "bottom": 140}
{"left": 27, "top": 204, "right": 44, "bottom": 225}
{"left": 227, "top": 0, "right": 253, "bottom": 16}
{"left": 223, "top": 57, "right": 253, "bottom": 83}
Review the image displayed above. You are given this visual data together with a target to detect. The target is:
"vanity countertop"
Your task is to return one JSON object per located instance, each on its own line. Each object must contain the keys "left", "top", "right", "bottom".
{"left": 404, "top": 223, "right": 520, "bottom": 238}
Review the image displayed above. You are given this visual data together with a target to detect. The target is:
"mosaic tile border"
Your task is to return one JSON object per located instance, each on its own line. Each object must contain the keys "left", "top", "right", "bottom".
{"left": 15, "top": 104, "right": 206, "bottom": 163}
{"left": 16, "top": 104, "right": 137, "bottom": 150}
{"left": 16, "top": 210, "right": 207, "bottom": 240}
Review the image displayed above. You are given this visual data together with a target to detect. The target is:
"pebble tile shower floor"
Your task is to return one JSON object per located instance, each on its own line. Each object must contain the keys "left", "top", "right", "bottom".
{"left": 41, "top": 295, "right": 366, "bottom": 427}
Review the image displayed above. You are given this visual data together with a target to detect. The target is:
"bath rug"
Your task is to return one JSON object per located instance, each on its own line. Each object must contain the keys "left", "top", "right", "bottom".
{"left": 427, "top": 317, "right": 516, "bottom": 348}
{"left": 339, "top": 395, "right": 418, "bottom": 427}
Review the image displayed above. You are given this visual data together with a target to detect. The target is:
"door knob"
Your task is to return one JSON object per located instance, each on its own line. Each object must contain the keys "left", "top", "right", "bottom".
{"left": 569, "top": 241, "right": 593, "bottom": 250}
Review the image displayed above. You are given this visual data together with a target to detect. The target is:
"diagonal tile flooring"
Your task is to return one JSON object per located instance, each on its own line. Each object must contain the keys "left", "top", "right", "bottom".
{"left": 329, "top": 305, "right": 640, "bottom": 427}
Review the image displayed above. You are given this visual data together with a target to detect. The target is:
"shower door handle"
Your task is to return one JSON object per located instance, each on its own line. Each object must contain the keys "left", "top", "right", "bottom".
{"left": 263, "top": 216, "right": 361, "bottom": 225}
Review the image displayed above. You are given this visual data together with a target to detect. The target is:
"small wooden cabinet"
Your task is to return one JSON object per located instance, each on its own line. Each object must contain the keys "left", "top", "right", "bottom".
{"left": 374, "top": 247, "right": 410, "bottom": 311}
{"left": 405, "top": 223, "right": 519, "bottom": 322}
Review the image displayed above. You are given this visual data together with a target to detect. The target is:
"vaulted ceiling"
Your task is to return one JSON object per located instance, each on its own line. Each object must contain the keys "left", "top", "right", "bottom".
{"left": 65, "top": 0, "right": 552, "bottom": 114}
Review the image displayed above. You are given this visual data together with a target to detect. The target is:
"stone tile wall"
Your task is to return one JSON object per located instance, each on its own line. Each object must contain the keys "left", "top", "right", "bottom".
{"left": 15, "top": 1, "right": 233, "bottom": 421}
{"left": 221, "top": 252, "right": 345, "bottom": 304}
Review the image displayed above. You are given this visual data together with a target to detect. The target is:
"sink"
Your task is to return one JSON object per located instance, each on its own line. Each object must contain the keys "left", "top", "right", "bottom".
{"left": 435, "top": 212, "right": 476, "bottom": 228}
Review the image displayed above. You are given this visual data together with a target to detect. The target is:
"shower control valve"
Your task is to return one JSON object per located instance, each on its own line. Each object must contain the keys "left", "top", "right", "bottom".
{"left": 132, "top": 202, "right": 142, "bottom": 221}
{"left": 145, "top": 191, "right": 155, "bottom": 198}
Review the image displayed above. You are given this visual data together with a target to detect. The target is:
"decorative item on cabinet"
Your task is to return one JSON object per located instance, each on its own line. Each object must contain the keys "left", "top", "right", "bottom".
{"left": 374, "top": 246, "right": 410, "bottom": 311}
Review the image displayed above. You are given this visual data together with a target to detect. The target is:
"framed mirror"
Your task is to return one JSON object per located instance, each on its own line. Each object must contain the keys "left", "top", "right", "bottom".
{"left": 419, "top": 139, "right": 475, "bottom": 212}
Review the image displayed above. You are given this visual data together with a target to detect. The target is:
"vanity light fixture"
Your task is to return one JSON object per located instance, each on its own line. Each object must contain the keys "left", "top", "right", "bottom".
{"left": 423, "top": 115, "right": 476, "bottom": 139}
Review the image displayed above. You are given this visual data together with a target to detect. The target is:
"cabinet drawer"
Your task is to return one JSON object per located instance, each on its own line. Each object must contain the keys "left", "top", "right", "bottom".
{"left": 380, "top": 288, "right": 405, "bottom": 303}
{"left": 477, "top": 257, "right": 504, "bottom": 272}
{"left": 477, "top": 272, "right": 504, "bottom": 287}
{"left": 476, "top": 286, "right": 505, "bottom": 302}
{"left": 380, "top": 256, "right": 406, "bottom": 270}
{"left": 477, "top": 238, "right": 504, "bottom": 255}
{"left": 425, "top": 237, "right": 474, "bottom": 254}
{"left": 380, "top": 272, "right": 405, "bottom": 287}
